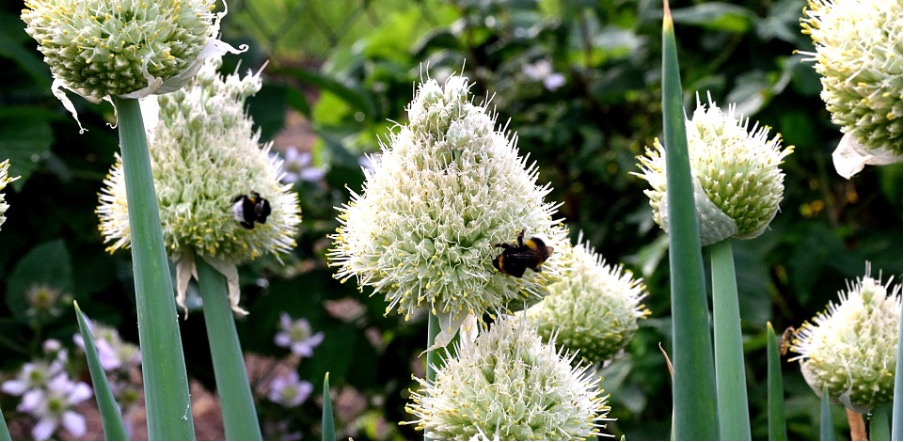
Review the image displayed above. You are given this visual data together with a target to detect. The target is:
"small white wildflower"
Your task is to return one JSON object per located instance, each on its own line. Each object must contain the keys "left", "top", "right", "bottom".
{"left": 21, "top": 0, "right": 245, "bottom": 132}
{"left": 526, "top": 236, "right": 650, "bottom": 363}
{"left": 404, "top": 314, "right": 610, "bottom": 440}
{"left": 274, "top": 146, "right": 326, "bottom": 184}
{"left": 17, "top": 374, "right": 92, "bottom": 440}
{"left": 790, "top": 265, "right": 902, "bottom": 412}
{"left": 274, "top": 313, "right": 324, "bottom": 358}
{"left": 267, "top": 371, "right": 314, "bottom": 407}
{"left": 329, "top": 74, "right": 567, "bottom": 341}
{"left": 800, "top": 0, "right": 903, "bottom": 178}
{"left": 97, "top": 57, "right": 301, "bottom": 314}
{"left": 1, "top": 359, "right": 65, "bottom": 397}
{"left": 635, "top": 94, "right": 793, "bottom": 245}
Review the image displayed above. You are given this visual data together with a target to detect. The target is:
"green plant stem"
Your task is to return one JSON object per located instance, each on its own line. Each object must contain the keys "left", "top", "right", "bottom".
{"left": 322, "top": 373, "right": 336, "bottom": 441}
{"left": 424, "top": 312, "right": 440, "bottom": 442}
{"left": 766, "top": 322, "right": 787, "bottom": 441}
{"left": 892, "top": 311, "right": 902, "bottom": 440}
{"left": 821, "top": 386, "right": 834, "bottom": 441}
{"left": 661, "top": 1, "right": 719, "bottom": 439}
{"left": 75, "top": 303, "right": 128, "bottom": 441}
{"left": 869, "top": 404, "right": 891, "bottom": 441}
{"left": 711, "top": 240, "right": 751, "bottom": 440}
{"left": 113, "top": 95, "right": 194, "bottom": 440}
{"left": 197, "top": 257, "right": 262, "bottom": 441}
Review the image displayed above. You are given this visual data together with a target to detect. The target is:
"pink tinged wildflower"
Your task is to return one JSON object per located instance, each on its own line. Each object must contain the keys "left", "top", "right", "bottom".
{"left": 267, "top": 371, "right": 314, "bottom": 407}
{"left": 18, "top": 374, "right": 92, "bottom": 440}
{"left": 275, "top": 146, "right": 326, "bottom": 184}
{"left": 274, "top": 313, "right": 325, "bottom": 357}
{"left": 74, "top": 323, "right": 142, "bottom": 372}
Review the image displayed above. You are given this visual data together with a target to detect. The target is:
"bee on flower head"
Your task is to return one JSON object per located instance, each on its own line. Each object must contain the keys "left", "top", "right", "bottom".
{"left": 232, "top": 191, "right": 271, "bottom": 229}
{"left": 492, "top": 229, "right": 554, "bottom": 278}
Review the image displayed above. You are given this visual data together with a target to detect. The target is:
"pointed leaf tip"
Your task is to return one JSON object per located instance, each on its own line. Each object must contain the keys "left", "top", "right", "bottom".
{"left": 663, "top": 0, "right": 673, "bottom": 29}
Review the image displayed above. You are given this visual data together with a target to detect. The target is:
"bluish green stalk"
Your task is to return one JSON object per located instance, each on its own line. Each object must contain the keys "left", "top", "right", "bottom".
{"left": 892, "top": 311, "right": 902, "bottom": 440}
{"left": 74, "top": 302, "right": 129, "bottom": 441}
{"left": 196, "top": 257, "right": 261, "bottom": 441}
{"left": 424, "top": 312, "right": 441, "bottom": 442}
{"left": 661, "top": 1, "right": 719, "bottom": 439}
{"left": 711, "top": 240, "right": 751, "bottom": 440}
{"left": 870, "top": 404, "right": 891, "bottom": 441}
{"left": 322, "top": 373, "right": 335, "bottom": 441}
{"left": 0, "top": 405, "right": 10, "bottom": 441}
{"left": 112, "top": 95, "right": 194, "bottom": 440}
{"left": 821, "top": 386, "right": 834, "bottom": 441}
{"left": 766, "top": 322, "right": 787, "bottom": 441}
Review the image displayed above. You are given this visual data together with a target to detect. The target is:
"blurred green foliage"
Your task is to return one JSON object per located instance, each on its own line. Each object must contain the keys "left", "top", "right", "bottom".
{"left": 0, "top": 0, "right": 900, "bottom": 440}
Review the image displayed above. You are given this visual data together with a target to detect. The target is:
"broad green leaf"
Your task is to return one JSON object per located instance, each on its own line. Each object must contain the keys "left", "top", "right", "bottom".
{"left": 0, "top": 108, "right": 54, "bottom": 191}
{"left": 670, "top": 3, "right": 755, "bottom": 33}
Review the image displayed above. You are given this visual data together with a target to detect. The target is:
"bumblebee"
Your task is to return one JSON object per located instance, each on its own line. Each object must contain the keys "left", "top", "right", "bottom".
{"left": 231, "top": 191, "right": 271, "bottom": 229}
{"left": 492, "top": 229, "right": 554, "bottom": 278}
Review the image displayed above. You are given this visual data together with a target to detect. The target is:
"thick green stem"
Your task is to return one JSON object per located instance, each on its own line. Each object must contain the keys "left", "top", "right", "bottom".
{"left": 765, "top": 322, "right": 787, "bottom": 441}
{"left": 424, "top": 312, "right": 441, "bottom": 441}
{"left": 711, "top": 240, "right": 751, "bottom": 440}
{"left": 821, "top": 386, "right": 834, "bottom": 441}
{"left": 869, "top": 404, "right": 890, "bottom": 441}
{"left": 661, "top": 2, "right": 719, "bottom": 439}
{"left": 113, "top": 95, "right": 194, "bottom": 440}
{"left": 197, "top": 257, "right": 262, "bottom": 441}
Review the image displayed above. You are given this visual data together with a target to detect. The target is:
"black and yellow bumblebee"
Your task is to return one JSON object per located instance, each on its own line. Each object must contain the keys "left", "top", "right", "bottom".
{"left": 492, "top": 229, "right": 554, "bottom": 278}
{"left": 232, "top": 191, "right": 271, "bottom": 229}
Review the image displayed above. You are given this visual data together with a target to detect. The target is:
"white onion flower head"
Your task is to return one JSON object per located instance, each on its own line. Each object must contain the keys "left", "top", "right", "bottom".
{"left": 329, "top": 74, "right": 566, "bottom": 338}
{"left": 800, "top": 0, "right": 903, "bottom": 178}
{"left": 526, "top": 237, "right": 650, "bottom": 363}
{"left": 0, "top": 160, "right": 19, "bottom": 230}
{"left": 97, "top": 57, "right": 301, "bottom": 314}
{"left": 635, "top": 95, "right": 793, "bottom": 246}
{"left": 404, "top": 315, "right": 610, "bottom": 440}
{"left": 21, "top": 0, "right": 245, "bottom": 132}
{"left": 790, "top": 266, "right": 902, "bottom": 412}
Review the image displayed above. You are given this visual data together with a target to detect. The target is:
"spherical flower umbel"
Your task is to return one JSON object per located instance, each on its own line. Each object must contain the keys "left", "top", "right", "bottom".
{"left": 404, "top": 315, "right": 610, "bottom": 440}
{"left": 526, "top": 237, "right": 650, "bottom": 363}
{"left": 21, "top": 0, "right": 245, "bottom": 131}
{"left": 97, "top": 57, "right": 301, "bottom": 314}
{"left": 0, "top": 160, "right": 18, "bottom": 230}
{"left": 790, "top": 266, "right": 902, "bottom": 413}
{"left": 800, "top": 0, "right": 903, "bottom": 178}
{"left": 635, "top": 95, "right": 793, "bottom": 246}
{"left": 329, "top": 74, "right": 566, "bottom": 336}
